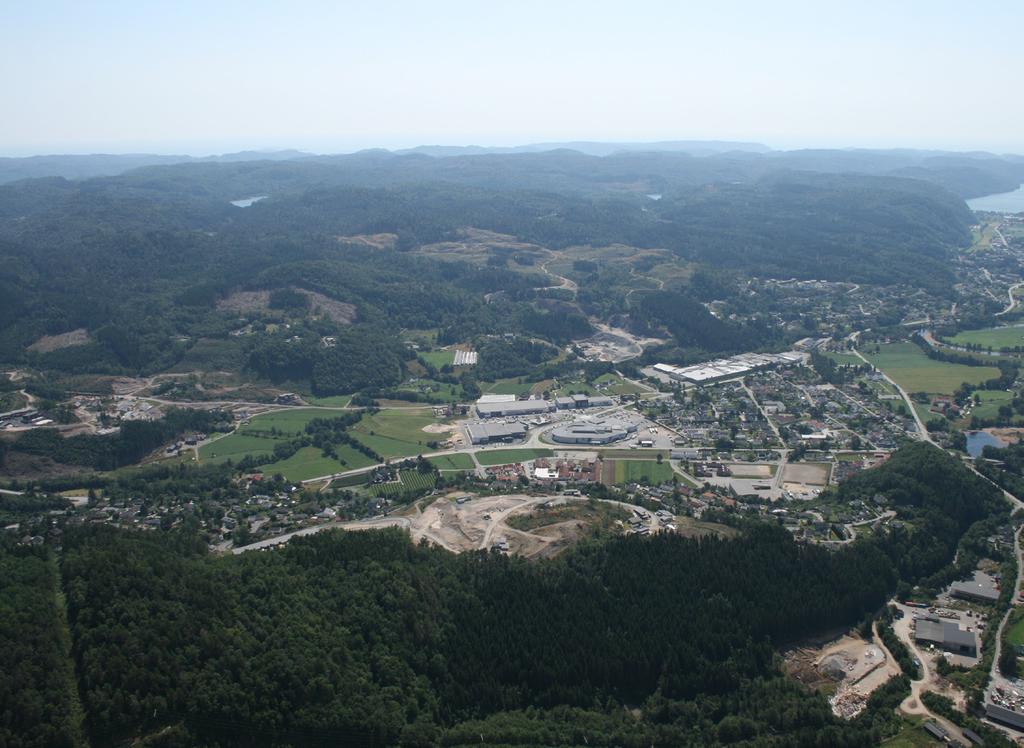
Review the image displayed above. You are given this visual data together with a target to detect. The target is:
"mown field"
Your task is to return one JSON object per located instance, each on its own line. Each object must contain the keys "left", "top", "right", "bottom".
{"left": 428, "top": 453, "right": 475, "bottom": 471}
{"left": 418, "top": 350, "right": 455, "bottom": 368}
{"left": 260, "top": 445, "right": 376, "bottom": 482}
{"left": 476, "top": 448, "right": 554, "bottom": 466}
{"left": 199, "top": 408, "right": 331, "bottom": 466}
{"left": 349, "top": 410, "right": 441, "bottom": 458}
{"left": 967, "top": 389, "right": 1014, "bottom": 421}
{"left": 946, "top": 325, "right": 1024, "bottom": 350}
{"left": 863, "top": 342, "right": 998, "bottom": 394}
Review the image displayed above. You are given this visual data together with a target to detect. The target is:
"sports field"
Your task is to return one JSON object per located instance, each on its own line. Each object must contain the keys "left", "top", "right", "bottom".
{"left": 476, "top": 448, "right": 553, "bottom": 466}
{"left": 613, "top": 460, "right": 673, "bottom": 485}
{"left": 862, "top": 343, "right": 998, "bottom": 395}
{"left": 946, "top": 325, "right": 1024, "bottom": 350}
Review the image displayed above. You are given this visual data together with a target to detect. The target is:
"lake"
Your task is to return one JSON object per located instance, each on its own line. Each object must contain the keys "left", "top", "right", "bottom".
{"left": 230, "top": 195, "right": 268, "bottom": 208}
{"left": 966, "top": 430, "right": 1006, "bottom": 458}
{"left": 967, "top": 184, "right": 1024, "bottom": 213}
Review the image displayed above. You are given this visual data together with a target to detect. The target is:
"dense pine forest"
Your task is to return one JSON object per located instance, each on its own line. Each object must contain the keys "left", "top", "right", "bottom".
{"left": 1, "top": 443, "right": 1011, "bottom": 747}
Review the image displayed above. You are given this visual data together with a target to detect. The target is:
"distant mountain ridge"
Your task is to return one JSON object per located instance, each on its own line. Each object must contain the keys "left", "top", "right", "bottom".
{"left": 1, "top": 142, "right": 1023, "bottom": 199}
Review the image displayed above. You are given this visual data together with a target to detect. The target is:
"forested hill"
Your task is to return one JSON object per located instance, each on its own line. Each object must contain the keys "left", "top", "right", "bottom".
{"left": 0, "top": 152, "right": 974, "bottom": 377}
{"left": 1, "top": 443, "right": 1005, "bottom": 747}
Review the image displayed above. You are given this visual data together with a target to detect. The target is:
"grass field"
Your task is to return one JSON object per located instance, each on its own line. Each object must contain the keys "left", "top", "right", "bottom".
{"left": 260, "top": 445, "right": 376, "bottom": 482}
{"left": 1005, "top": 610, "right": 1024, "bottom": 648}
{"left": 593, "top": 373, "right": 647, "bottom": 395}
{"left": 238, "top": 408, "right": 331, "bottom": 436}
{"left": 476, "top": 448, "right": 554, "bottom": 466}
{"left": 880, "top": 718, "right": 942, "bottom": 748}
{"left": 483, "top": 379, "right": 536, "bottom": 396}
{"left": 968, "top": 389, "right": 1014, "bottom": 421}
{"left": 428, "top": 453, "right": 475, "bottom": 471}
{"left": 302, "top": 394, "right": 352, "bottom": 407}
{"left": 200, "top": 434, "right": 277, "bottom": 465}
{"left": 863, "top": 342, "right": 999, "bottom": 395}
{"left": 613, "top": 460, "right": 673, "bottom": 484}
{"left": 349, "top": 410, "right": 440, "bottom": 458}
{"left": 946, "top": 325, "right": 1024, "bottom": 350}
{"left": 820, "top": 350, "right": 863, "bottom": 366}
{"left": 419, "top": 350, "right": 456, "bottom": 368}
{"left": 368, "top": 470, "right": 437, "bottom": 497}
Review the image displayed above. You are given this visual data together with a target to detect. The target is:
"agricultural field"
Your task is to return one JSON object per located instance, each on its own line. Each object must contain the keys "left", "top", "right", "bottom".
{"left": 612, "top": 459, "right": 673, "bottom": 485}
{"left": 260, "top": 445, "right": 376, "bottom": 482}
{"left": 863, "top": 342, "right": 998, "bottom": 395}
{"left": 945, "top": 325, "right": 1024, "bottom": 351}
{"left": 368, "top": 469, "right": 437, "bottom": 497}
{"left": 428, "top": 453, "right": 475, "bottom": 471}
{"left": 349, "top": 409, "right": 442, "bottom": 458}
{"left": 476, "top": 448, "right": 554, "bottom": 466}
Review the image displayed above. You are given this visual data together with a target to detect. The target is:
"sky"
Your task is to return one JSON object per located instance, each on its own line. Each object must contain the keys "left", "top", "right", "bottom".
{"left": 2, "top": 0, "right": 1023, "bottom": 157}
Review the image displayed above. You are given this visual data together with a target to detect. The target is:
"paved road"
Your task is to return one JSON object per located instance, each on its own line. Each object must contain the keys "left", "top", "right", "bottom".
{"left": 996, "top": 282, "right": 1024, "bottom": 317}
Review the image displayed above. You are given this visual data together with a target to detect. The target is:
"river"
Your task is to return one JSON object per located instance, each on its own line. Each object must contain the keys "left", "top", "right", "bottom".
{"left": 967, "top": 184, "right": 1024, "bottom": 213}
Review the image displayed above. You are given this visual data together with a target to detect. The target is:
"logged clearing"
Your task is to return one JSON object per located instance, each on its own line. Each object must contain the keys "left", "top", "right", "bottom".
{"left": 783, "top": 632, "right": 898, "bottom": 719}
{"left": 27, "top": 328, "right": 90, "bottom": 353}
{"left": 216, "top": 287, "right": 355, "bottom": 324}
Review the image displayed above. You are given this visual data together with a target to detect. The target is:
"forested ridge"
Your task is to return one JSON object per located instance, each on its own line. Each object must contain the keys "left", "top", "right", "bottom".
{"left": 0, "top": 150, "right": 975, "bottom": 389}
{"left": 1, "top": 443, "right": 1007, "bottom": 747}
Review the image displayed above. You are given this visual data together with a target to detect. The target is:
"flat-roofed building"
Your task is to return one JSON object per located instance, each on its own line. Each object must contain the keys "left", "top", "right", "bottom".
{"left": 550, "top": 419, "right": 637, "bottom": 445}
{"left": 986, "top": 703, "right": 1024, "bottom": 730}
{"left": 914, "top": 614, "right": 977, "bottom": 657}
{"left": 466, "top": 422, "right": 528, "bottom": 445}
{"left": 475, "top": 399, "right": 555, "bottom": 418}
{"left": 949, "top": 571, "right": 999, "bottom": 604}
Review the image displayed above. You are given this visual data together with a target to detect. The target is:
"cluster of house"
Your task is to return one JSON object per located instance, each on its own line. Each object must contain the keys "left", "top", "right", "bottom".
{"left": 532, "top": 458, "right": 600, "bottom": 484}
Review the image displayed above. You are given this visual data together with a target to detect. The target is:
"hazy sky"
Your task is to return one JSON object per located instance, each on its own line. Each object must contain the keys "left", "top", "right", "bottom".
{"left": 2, "top": 0, "right": 1022, "bottom": 156}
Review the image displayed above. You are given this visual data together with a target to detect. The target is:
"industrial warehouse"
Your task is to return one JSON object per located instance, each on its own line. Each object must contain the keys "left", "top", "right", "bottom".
{"left": 474, "top": 393, "right": 616, "bottom": 418}
{"left": 653, "top": 351, "right": 807, "bottom": 385}
{"left": 912, "top": 613, "right": 978, "bottom": 658}
{"left": 465, "top": 422, "right": 528, "bottom": 445}
{"left": 554, "top": 393, "right": 615, "bottom": 410}
{"left": 549, "top": 419, "right": 637, "bottom": 445}
{"left": 474, "top": 398, "right": 555, "bottom": 418}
